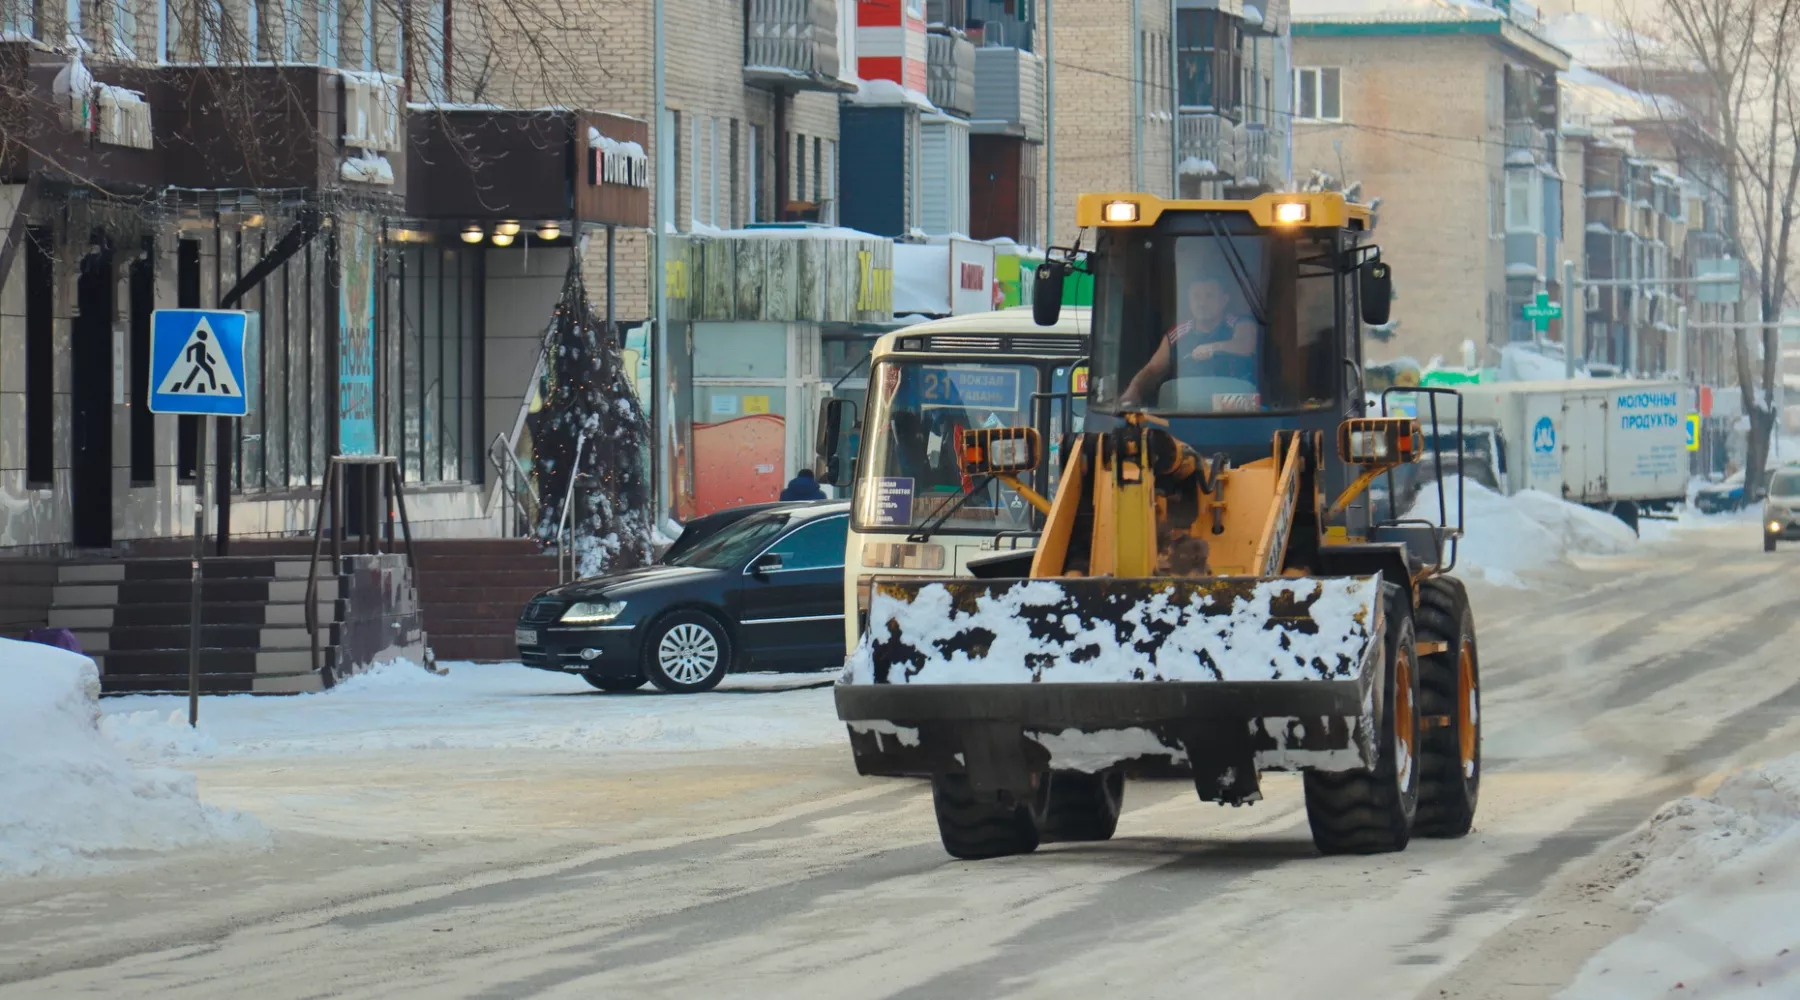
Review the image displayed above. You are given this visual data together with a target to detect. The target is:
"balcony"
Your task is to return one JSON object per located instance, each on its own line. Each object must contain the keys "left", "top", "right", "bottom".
{"left": 971, "top": 46, "right": 1045, "bottom": 142}
{"left": 1178, "top": 112, "right": 1280, "bottom": 188}
{"left": 745, "top": 0, "right": 855, "bottom": 94}
{"left": 927, "top": 28, "right": 976, "bottom": 118}
{"left": 1504, "top": 120, "right": 1553, "bottom": 167}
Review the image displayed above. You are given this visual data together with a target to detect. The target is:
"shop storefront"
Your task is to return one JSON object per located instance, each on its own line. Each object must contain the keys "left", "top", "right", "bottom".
{"left": 661, "top": 227, "right": 897, "bottom": 517}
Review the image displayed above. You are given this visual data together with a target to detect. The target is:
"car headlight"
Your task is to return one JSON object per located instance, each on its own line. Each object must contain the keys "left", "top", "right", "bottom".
{"left": 560, "top": 600, "right": 626, "bottom": 624}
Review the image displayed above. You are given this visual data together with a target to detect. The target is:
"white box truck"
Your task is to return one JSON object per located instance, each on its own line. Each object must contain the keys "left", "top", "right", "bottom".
{"left": 1452, "top": 378, "right": 1692, "bottom": 530}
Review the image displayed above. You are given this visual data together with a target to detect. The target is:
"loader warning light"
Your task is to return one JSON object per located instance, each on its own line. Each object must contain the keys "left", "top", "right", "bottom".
{"left": 1273, "top": 201, "right": 1311, "bottom": 224}
{"left": 1102, "top": 200, "right": 1141, "bottom": 223}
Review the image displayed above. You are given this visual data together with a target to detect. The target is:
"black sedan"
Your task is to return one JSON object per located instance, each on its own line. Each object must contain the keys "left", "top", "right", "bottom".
{"left": 516, "top": 501, "right": 850, "bottom": 693}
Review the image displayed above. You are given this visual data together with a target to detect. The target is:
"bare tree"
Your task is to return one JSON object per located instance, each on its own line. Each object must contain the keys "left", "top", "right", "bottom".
{"left": 1622, "top": 0, "right": 1800, "bottom": 493}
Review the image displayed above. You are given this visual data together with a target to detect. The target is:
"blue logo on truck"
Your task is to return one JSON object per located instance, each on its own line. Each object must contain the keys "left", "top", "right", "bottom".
{"left": 1532, "top": 416, "right": 1556, "bottom": 454}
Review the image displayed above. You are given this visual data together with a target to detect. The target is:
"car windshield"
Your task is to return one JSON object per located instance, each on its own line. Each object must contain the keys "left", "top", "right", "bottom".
{"left": 664, "top": 512, "right": 791, "bottom": 569}
{"left": 1770, "top": 472, "right": 1800, "bottom": 496}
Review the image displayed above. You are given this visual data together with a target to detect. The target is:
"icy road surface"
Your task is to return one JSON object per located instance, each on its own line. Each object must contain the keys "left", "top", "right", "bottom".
{"left": 4, "top": 522, "right": 1800, "bottom": 998}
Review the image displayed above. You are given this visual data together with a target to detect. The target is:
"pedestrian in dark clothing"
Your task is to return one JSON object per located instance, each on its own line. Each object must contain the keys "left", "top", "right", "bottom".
{"left": 781, "top": 468, "right": 827, "bottom": 501}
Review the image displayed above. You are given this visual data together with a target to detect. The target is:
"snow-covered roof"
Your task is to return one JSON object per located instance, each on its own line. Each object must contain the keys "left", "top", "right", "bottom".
{"left": 1561, "top": 62, "right": 1686, "bottom": 128}
{"left": 1292, "top": 0, "right": 1504, "bottom": 24}
{"left": 845, "top": 78, "right": 939, "bottom": 113}
{"left": 1543, "top": 11, "right": 1666, "bottom": 70}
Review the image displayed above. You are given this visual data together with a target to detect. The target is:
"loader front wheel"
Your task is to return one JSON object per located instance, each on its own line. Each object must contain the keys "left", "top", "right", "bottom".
{"left": 1303, "top": 585, "right": 1421, "bottom": 855}
{"left": 1039, "top": 769, "right": 1124, "bottom": 843}
{"left": 1413, "top": 576, "right": 1481, "bottom": 838}
{"left": 931, "top": 773, "right": 1045, "bottom": 859}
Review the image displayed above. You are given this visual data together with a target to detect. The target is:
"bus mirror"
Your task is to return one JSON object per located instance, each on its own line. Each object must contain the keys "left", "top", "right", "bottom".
{"left": 961, "top": 427, "right": 1041, "bottom": 475}
{"left": 1360, "top": 261, "right": 1394, "bottom": 327}
{"left": 815, "top": 398, "right": 858, "bottom": 487}
{"left": 1033, "top": 263, "right": 1065, "bottom": 326}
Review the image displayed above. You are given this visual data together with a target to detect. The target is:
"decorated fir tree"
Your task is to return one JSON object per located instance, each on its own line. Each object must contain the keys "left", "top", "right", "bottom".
{"left": 529, "top": 262, "right": 654, "bottom": 577}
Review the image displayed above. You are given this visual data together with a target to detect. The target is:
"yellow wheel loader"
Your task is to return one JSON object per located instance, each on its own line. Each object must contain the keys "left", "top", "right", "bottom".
{"left": 836, "top": 191, "right": 1482, "bottom": 859}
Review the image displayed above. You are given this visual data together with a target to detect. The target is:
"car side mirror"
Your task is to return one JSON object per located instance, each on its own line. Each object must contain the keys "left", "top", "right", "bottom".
{"left": 1360, "top": 260, "right": 1394, "bottom": 327}
{"left": 751, "top": 552, "right": 783, "bottom": 575}
{"left": 1033, "top": 262, "right": 1065, "bottom": 326}
{"left": 814, "top": 398, "right": 858, "bottom": 487}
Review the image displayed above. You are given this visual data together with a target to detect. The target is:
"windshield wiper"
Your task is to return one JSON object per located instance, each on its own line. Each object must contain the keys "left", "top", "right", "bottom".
{"left": 907, "top": 477, "right": 995, "bottom": 543}
{"left": 1206, "top": 216, "right": 1267, "bottom": 327}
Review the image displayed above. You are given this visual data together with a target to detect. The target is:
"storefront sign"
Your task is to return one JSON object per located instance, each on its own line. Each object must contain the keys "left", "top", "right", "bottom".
{"left": 575, "top": 111, "right": 651, "bottom": 229}
{"left": 949, "top": 239, "right": 996, "bottom": 315}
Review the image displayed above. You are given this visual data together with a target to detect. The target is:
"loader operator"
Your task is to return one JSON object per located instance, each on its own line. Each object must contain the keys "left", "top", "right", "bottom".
{"left": 1118, "top": 276, "right": 1260, "bottom": 409}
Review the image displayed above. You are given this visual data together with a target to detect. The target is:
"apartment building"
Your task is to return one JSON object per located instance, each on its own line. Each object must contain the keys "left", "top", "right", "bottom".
{"left": 1290, "top": 0, "right": 1569, "bottom": 367}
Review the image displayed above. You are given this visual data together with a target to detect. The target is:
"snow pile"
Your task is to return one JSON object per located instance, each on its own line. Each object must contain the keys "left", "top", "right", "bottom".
{"left": 847, "top": 576, "right": 1378, "bottom": 685}
{"left": 1603, "top": 756, "right": 1800, "bottom": 911}
{"left": 1560, "top": 754, "right": 1800, "bottom": 999}
{"left": 1406, "top": 477, "right": 1638, "bottom": 586}
{"left": 1497, "top": 342, "right": 1585, "bottom": 382}
{"left": 100, "top": 662, "right": 841, "bottom": 760}
{"left": 0, "top": 639, "right": 263, "bottom": 878}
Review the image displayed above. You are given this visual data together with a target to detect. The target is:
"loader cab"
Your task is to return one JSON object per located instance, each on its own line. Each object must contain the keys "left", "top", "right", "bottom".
{"left": 1035, "top": 191, "right": 1391, "bottom": 532}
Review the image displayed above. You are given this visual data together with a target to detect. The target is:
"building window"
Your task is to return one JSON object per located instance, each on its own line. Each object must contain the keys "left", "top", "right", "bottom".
{"left": 1294, "top": 67, "right": 1341, "bottom": 121}
{"left": 391, "top": 244, "right": 482, "bottom": 485}
{"left": 822, "top": 138, "right": 837, "bottom": 224}
{"left": 24, "top": 227, "right": 54, "bottom": 488}
{"left": 110, "top": 0, "right": 136, "bottom": 56}
{"left": 688, "top": 112, "right": 700, "bottom": 229}
{"left": 1506, "top": 168, "right": 1538, "bottom": 232}
{"left": 2, "top": 0, "right": 34, "bottom": 39}
{"left": 1177, "top": 9, "right": 1240, "bottom": 112}
{"left": 748, "top": 122, "right": 762, "bottom": 222}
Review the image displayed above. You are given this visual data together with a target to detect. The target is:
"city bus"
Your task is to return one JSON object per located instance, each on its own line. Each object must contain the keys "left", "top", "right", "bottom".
{"left": 814, "top": 308, "right": 1089, "bottom": 653}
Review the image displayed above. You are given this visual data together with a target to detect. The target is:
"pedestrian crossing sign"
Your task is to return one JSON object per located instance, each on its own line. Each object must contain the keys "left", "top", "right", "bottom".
{"left": 149, "top": 310, "right": 251, "bottom": 416}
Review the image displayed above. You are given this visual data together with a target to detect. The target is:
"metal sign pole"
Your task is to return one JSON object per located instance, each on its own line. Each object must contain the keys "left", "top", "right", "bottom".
{"left": 190, "top": 414, "right": 207, "bottom": 727}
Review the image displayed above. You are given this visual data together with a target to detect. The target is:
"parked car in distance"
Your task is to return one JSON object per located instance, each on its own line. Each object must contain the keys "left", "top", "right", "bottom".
{"left": 1764, "top": 468, "right": 1800, "bottom": 551}
{"left": 516, "top": 501, "right": 851, "bottom": 693}
{"left": 1694, "top": 469, "right": 1765, "bottom": 514}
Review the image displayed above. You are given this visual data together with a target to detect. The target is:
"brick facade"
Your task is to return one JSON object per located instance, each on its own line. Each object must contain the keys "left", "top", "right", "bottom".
{"left": 1291, "top": 35, "right": 1509, "bottom": 367}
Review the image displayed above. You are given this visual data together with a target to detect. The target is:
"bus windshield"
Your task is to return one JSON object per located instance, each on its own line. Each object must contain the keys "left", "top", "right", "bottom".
{"left": 854, "top": 360, "right": 1042, "bottom": 535}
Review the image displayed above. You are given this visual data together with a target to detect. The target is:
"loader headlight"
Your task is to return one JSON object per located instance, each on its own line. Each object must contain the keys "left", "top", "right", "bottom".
{"left": 560, "top": 600, "right": 626, "bottom": 624}
{"left": 1273, "top": 201, "right": 1312, "bottom": 225}
{"left": 1102, "top": 200, "right": 1140, "bottom": 223}
{"left": 1338, "top": 417, "right": 1420, "bottom": 467}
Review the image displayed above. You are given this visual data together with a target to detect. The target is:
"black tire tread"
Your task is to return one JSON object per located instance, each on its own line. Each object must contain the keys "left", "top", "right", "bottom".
{"left": 1302, "top": 585, "right": 1418, "bottom": 855}
{"left": 1413, "top": 576, "right": 1479, "bottom": 838}
{"left": 932, "top": 774, "right": 1042, "bottom": 859}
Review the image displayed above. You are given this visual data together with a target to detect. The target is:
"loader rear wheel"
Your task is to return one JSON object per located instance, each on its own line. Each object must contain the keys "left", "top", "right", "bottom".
{"left": 931, "top": 773, "right": 1046, "bottom": 859}
{"left": 1039, "top": 769, "right": 1124, "bottom": 843}
{"left": 1413, "top": 576, "right": 1481, "bottom": 838}
{"left": 1303, "top": 585, "right": 1421, "bottom": 855}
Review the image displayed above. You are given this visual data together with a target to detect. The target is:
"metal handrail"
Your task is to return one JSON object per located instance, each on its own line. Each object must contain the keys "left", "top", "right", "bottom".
{"left": 486, "top": 432, "right": 537, "bottom": 535}
{"left": 557, "top": 431, "right": 588, "bottom": 584}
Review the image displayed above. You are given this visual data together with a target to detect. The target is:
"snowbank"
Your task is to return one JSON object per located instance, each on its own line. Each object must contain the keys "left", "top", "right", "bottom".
{"left": 1406, "top": 477, "right": 1638, "bottom": 586}
{"left": 0, "top": 638, "right": 263, "bottom": 879}
{"left": 1560, "top": 754, "right": 1800, "bottom": 998}
{"left": 100, "top": 661, "right": 842, "bottom": 760}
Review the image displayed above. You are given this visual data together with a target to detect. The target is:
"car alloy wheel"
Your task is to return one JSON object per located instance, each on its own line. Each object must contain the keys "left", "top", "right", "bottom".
{"left": 658, "top": 622, "right": 720, "bottom": 685}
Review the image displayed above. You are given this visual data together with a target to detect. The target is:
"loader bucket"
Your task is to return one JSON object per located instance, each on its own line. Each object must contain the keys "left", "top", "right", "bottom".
{"left": 847, "top": 575, "right": 1383, "bottom": 688}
